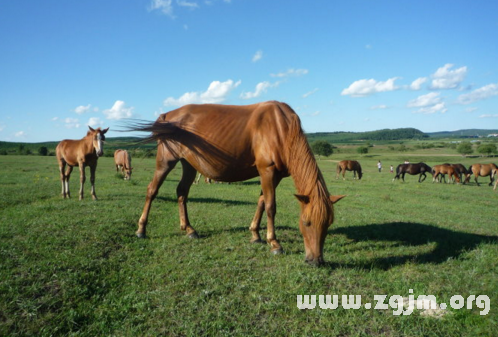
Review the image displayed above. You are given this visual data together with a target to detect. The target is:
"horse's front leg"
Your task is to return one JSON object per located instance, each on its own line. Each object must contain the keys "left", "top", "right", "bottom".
{"left": 137, "top": 153, "right": 178, "bottom": 238}
{"left": 89, "top": 164, "right": 98, "bottom": 200}
{"left": 259, "top": 167, "right": 283, "bottom": 254}
{"left": 249, "top": 192, "right": 265, "bottom": 243}
{"left": 78, "top": 162, "right": 86, "bottom": 200}
{"left": 177, "top": 160, "right": 198, "bottom": 238}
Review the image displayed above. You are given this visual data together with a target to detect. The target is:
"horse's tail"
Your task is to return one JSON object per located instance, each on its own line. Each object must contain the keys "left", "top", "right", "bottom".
{"left": 124, "top": 119, "right": 180, "bottom": 144}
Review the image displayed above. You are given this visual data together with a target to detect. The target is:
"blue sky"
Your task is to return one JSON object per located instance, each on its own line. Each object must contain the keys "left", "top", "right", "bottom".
{"left": 1, "top": 0, "right": 498, "bottom": 142}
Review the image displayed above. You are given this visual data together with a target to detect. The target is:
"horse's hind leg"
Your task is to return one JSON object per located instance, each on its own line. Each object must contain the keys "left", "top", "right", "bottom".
{"left": 137, "top": 152, "right": 178, "bottom": 238}
{"left": 249, "top": 191, "right": 265, "bottom": 243}
{"left": 177, "top": 160, "right": 198, "bottom": 238}
{"left": 64, "top": 165, "right": 73, "bottom": 198}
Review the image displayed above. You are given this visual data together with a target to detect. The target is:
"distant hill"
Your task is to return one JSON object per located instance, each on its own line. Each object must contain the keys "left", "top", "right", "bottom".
{"left": 2, "top": 128, "right": 497, "bottom": 155}
{"left": 426, "top": 129, "right": 498, "bottom": 138}
{"left": 306, "top": 128, "right": 428, "bottom": 144}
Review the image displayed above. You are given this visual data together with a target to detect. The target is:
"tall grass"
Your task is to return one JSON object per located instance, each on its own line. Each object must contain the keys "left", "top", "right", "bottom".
{"left": 0, "top": 153, "right": 497, "bottom": 336}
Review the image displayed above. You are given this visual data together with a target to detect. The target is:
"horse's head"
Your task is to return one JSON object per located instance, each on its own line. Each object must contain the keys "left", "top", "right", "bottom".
{"left": 88, "top": 126, "right": 109, "bottom": 157}
{"left": 357, "top": 167, "right": 363, "bottom": 180}
{"left": 295, "top": 194, "right": 345, "bottom": 266}
{"left": 124, "top": 167, "right": 133, "bottom": 180}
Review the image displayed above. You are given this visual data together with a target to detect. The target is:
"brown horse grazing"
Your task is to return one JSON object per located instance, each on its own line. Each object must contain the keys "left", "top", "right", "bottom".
{"left": 467, "top": 163, "right": 498, "bottom": 186}
{"left": 56, "top": 126, "right": 109, "bottom": 200}
{"left": 450, "top": 163, "right": 471, "bottom": 184}
{"left": 336, "top": 160, "right": 362, "bottom": 180}
{"left": 128, "top": 101, "right": 345, "bottom": 265}
{"left": 432, "top": 164, "right": 461, "bottom": 183}
{"left": 392, "top": 162, "right": 432, "bottom": 182}
{"left": 114, "top": 149, "right": 133, "bottom": 180}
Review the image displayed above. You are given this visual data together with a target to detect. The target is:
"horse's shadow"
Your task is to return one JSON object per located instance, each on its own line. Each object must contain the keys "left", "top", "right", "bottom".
{"left": 327, "top": 222, "right": 498, "bottom": 270}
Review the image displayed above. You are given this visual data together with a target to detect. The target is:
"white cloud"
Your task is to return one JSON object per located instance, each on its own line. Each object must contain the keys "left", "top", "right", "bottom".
{"left": 74, "top": 104, "right": 92, "bottom": 114}
{"left": 164, "top": 79, "right": 241, "bottom": 106}
{"left": 371, "top": 104, "right": 389, "bottom": 110}
{"left": 479, "top": 114, "right": 498, "bottom": 118}
{"left": 240, "top": 81, "right": 278, "bottom": 99}
{"left": 466, "top": 107, "right": 478, "bottom": 113}
{"left": 252, "top": 50, "right": 263, "bottom": 63}
{"left": 15, "top": 131, "right": 25, "bottom": 137}
{"left": 408, "top": 92, "right": 447, "bottom": 114}
{"left": 88, "top": 117, "right": 104, "bottom": 128}
{"left": 457, "top": 83, "right": 498, "bottom": 104}
{"left": 414, "top": 102, "right": 447, "bottom": 114}
{"left": 407, "top": 92, "right": 441, "bottom": 108}
{"left": 341, "top": 77, "right": 399, "bottom": 97}
{"left": 410, "top": 77, "right": 427, "bottom": 90}
{"left": 303, "top": 88, "right": 319, "bottom": 98}
{"left": 103, "top": 100, "right": 135, "bottom": 120}
{"left": 430, "top": 64, "right": 467, "bottom": 90}
{"left": 64, "top": 118, "right": 81, "bottom": 129}
{"left": 149, "top": 0, "right": 174, "bottom": 16}
{"left": 270, "top": 68, "right": 309, "bottom": 78}
{"left": 177, "top": 0, "right": 199, "bottom": 9}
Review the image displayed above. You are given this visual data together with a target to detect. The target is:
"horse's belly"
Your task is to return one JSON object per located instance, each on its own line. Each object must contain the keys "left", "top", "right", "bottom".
{"left": 199, "top": 164, "right": 259, "bottom": 183}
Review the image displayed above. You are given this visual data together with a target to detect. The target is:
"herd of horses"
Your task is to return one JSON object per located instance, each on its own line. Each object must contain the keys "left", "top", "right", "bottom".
{"left": 55, "top": 101, "right": 497, "bottom": 266}
{"left": 336, "top": 160, "right": 498, "bottom": 187}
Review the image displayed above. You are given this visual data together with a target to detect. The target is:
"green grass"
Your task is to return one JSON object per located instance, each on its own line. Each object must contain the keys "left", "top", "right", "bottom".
{"left": 1, "top": 152, "right": 497, "bottom": 336}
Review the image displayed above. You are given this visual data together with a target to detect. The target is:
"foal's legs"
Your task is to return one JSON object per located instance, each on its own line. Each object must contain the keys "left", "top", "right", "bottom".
{"left": 89, "top": 163, "right": 97, "bottom": 200}
{"left": 176, "top": 160, "right": 198, "bottom": 238}
{"left": 78, "top": 162, "right": 86, "bottom": 200}
{"left": 58, "top": 160, "right": 72, "bottom": 198}
{"left": 137, "top": 148, "right": 178, "bottom": 238}
{"left": 64, "top": 165, "right": 73, "bottom": 198}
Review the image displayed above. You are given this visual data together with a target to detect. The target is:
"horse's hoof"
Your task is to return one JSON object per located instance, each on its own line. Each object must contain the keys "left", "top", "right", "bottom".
{"left": 251, "top": 239, "right": 264, "bottom": 244}
{"left": 271, "top": 248, "right": 284, "bottom": 255}
{"left": 136, "top": 233, "right": 146, "bottom": 239}
{"left": 188, "top": 232, "right": 199, "bottom": 239}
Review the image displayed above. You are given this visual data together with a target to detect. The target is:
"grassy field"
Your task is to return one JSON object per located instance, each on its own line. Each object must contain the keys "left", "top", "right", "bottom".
{"left": 0, "top": 150, "right": 497, "bottom": 336}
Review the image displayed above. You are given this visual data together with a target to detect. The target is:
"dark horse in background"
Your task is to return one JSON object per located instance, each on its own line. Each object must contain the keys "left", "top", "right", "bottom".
{"left": 392, "top": 162, "right": 432, "bottom": 182}
{"left": 128, "top": 101, "right": 345, "bottom": 265}
{"left": 56, "top": 126, "right": 109, "bottom": 200}
{"left": 466, "top": 163, "right": 498, "bottom": 186}
{"left": 336, "top": 160, "right": 362, "bottom": 180}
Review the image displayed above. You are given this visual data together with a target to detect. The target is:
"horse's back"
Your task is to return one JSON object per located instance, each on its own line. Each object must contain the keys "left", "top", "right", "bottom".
{"left": 154, "top": 101, "right": 301, "bottom": 181}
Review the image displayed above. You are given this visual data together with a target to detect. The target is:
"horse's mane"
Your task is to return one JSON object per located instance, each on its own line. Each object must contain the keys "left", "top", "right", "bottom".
{"left": 279, "top": 103, "right": 332, "bottom": 220}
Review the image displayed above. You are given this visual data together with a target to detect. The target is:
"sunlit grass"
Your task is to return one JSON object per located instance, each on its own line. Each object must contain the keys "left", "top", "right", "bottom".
{"left": 1, "top": 154, "right": 497, "bottom": 336}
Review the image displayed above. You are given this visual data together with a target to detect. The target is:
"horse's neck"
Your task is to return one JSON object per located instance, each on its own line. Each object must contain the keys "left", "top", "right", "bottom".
{"left": 81, "top": 135, "right": 95, "bottom": 155}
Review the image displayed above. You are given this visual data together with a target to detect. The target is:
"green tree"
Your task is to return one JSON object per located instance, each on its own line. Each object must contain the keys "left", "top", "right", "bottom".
{"left": 38, "top": 146, "right": 49, "bottom": 156}
{"left": 311, "top": 140, "right": 333, "bottom": 159}
{"left": 357, "top": 146, "right": 369, "bottom": 154}
{"left": 477, "top": 143, "right": 497, "bottom": 157}
{"left": 456, "top": 142, "right": 473, "bottom": 157}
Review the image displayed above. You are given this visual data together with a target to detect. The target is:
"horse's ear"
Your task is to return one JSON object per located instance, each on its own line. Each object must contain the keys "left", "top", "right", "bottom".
{"left": 330, "top": 195, "right": 346, "bottom": 204}
{"left": 88, "top": 126, "right": 95, "bottom": 132}
{"left": 294, "top": 194, "right": 310, "bottom": 204}
{"left": 102, "top": 127, "right": 109, "bottom": 134}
